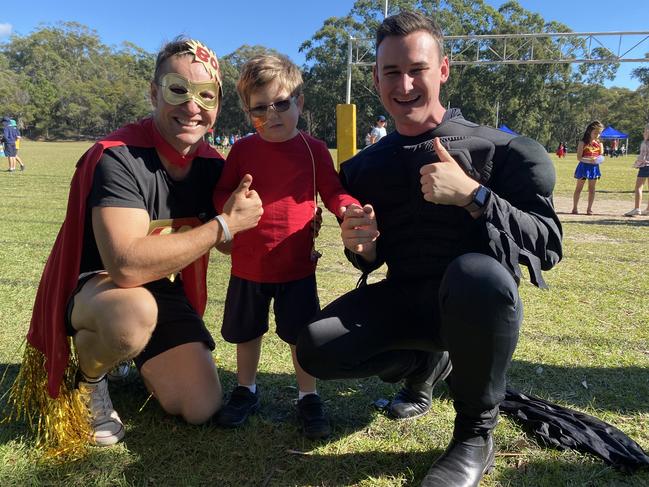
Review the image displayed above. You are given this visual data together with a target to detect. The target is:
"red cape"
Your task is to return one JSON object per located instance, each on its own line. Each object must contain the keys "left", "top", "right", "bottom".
{"left": 28, "top": 118, "right": 222, "bottom": 398}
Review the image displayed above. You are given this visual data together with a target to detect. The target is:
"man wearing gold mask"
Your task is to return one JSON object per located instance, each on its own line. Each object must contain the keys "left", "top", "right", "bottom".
{"left": 8, "top": 37, "right": 263, "bottom": 452}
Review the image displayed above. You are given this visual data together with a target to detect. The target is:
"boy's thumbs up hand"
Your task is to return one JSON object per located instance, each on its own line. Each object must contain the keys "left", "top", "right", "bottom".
{"left": 419, "top": 137, "right": 479, "bottom": 207}
{"left": 221, "top": 173, "right": 263, "bottom": 235}
{"left": 237, "top": 173, "right": 253, "bottom": 193}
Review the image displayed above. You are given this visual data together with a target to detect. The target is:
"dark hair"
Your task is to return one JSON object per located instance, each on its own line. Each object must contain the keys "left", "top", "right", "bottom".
{"left": 153, "top": 36, "right": 195, "bottom": 84}
{"left": 581, "top": 120, "right": 604, "bottom": 144}
{"left": 376, "top": 10, "right": 444, "bottom": 59}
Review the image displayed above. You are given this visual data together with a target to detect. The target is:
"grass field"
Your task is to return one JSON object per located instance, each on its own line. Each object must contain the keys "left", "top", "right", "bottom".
{"left": 1, "top": 141, "right": 648, "bottom": 486}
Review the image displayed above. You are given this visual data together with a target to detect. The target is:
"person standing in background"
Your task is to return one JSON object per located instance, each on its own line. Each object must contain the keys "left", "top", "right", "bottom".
{"left": 370, "top": 115, "right": 388, "bottom": 144}
{"left": 571, "top": 120, "right": 604, "bottom": 215}
{"left": 624, "top": 123, "right": 649, "bottom": 217}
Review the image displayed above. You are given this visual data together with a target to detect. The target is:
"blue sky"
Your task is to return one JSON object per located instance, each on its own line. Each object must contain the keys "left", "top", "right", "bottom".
{"left": 1, "top": 0, "right": 647, "bottom": 89}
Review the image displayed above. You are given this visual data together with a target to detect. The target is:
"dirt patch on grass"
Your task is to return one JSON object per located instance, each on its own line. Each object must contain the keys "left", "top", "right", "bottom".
{"left": 553, "top": 195, "right": 649, "bottom": 221}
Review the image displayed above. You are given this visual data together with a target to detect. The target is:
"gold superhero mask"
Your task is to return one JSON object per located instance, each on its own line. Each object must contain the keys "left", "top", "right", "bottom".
{"left": 159, "top": 73, "right": 220, "bottom": 111}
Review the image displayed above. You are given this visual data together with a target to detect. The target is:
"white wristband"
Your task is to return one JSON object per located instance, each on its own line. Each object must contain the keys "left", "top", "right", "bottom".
{"left": 213, "top": 214, "right": 232, "bottom": 243}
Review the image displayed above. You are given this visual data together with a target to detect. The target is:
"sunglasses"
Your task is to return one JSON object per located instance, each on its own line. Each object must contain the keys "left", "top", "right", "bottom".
{"left": 248, "top": 96, "right": 296, "bottom": 118}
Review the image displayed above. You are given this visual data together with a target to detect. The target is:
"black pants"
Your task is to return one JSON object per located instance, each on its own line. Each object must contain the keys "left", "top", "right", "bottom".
{"left": 296, "top": 253, "right": 522, "bottom": 437}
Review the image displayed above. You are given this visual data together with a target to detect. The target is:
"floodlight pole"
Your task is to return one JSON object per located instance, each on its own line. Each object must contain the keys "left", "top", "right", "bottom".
{"left": 346, "top": 36, "right": 353, "bottom": 104}
{"left": 384, "top": 0, "right": 389, "bottom": 18}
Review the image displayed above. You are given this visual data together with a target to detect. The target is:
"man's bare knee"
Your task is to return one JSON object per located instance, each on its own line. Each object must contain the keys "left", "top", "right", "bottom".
{"left": 180, "top": 394, "right": 222, "bottom": 424}
{"left": 94, "top": 289, "right": 158, "bottom": 358}
{"left": 156, "top": 392, "right": 221, "bottom": 424}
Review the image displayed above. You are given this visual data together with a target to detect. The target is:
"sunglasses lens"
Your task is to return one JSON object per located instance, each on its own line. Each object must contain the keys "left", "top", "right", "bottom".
{"left": 249, "top": 98, "right": 293, "bottom": 118}
{"left": 274, "top": 99, "right": 292, "bottom": 112}
{"left": 249, "top": 107, "right": 267, "bottom": 118}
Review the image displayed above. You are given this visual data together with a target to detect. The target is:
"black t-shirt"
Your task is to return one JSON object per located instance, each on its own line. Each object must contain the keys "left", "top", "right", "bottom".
{"left": 79, "top": 145, "right": 223, "bottom": 274}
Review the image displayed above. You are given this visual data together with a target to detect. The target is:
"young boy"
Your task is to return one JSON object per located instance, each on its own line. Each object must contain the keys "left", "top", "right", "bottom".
{"left": 212, "top": 54, "right": 359, "bottom": 439}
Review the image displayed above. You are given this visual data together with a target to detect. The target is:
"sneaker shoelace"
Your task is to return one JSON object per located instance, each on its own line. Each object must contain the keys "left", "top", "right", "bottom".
{"left": 81, "top": 379, "right": 117, "bottom": 427}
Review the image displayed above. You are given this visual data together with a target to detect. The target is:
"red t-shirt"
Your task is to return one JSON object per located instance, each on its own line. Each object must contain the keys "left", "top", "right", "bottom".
{"left": 214, "top": 132, "right": 359, "bottom": 283}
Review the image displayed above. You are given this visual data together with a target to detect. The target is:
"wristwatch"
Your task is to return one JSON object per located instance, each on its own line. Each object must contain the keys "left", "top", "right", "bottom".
{"left": 463, "top": 184, "right": 491, "bottom": 212}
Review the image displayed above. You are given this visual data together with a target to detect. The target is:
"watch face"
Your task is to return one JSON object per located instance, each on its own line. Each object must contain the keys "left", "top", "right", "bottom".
{"left": 475, "top": 185, "right": 490, "bottom": 207}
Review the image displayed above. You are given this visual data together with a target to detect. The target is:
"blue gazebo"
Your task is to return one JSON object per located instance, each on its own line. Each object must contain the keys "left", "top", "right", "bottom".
{"left": 498, "top": 124, "right": 519, "bottom": 135}
{"left": 600, "top": 126, "right": 629, "bottom": 154}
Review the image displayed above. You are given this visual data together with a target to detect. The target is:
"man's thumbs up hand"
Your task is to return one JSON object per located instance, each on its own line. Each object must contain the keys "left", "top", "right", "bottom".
{"left": 419, "top": 137, "right": 479, "bottom": 206}
{"left": 221, "top": 173, "right": 263, "bottom": 236}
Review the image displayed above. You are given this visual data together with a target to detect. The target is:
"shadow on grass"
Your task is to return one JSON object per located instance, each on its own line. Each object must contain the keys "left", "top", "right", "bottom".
{"left": 117, "top": 447, "right": 649, "bottom": 486}
{"left": 5, "top": 423, "right": 647, "bottom": 486}
{"left": 2, "top": 362, "right": 648, "bottom": 486}
{"left": 563, "top": 218, "right": 649, "bottom": 227}
{"left": 508, "top": 359, "right": 649, "bottom": 414}
{"left": 3, "top": 359, "right": 648, "bottom": 431}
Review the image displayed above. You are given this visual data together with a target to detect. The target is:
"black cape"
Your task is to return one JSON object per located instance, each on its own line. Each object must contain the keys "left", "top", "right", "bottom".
{"left": 502, "top": 388, "right": 649, "bottom": 472}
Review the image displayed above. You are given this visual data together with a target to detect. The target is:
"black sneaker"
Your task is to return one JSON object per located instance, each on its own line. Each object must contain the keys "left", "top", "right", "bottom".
{"left": 215, "top": 385, "right": 260, "bottom": 427}
{"left": 297, "top": 394, "right": 331, "bottom": 440}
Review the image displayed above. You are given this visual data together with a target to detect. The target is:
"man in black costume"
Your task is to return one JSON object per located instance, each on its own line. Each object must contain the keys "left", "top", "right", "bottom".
{"left": 296, "top": 10, "right": 562, "bottom": 487}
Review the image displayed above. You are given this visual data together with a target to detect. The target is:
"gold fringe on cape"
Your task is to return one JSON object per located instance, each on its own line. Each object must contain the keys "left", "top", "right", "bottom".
{"left": 3, "top": 341, "right": 93, "bottom": 461}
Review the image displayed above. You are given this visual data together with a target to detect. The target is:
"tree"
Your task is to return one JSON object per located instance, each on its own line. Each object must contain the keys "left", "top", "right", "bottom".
{"left": 0, "top": 54, "right": 32, "bottom": 125}
{"left": 298, "top": 0, "right": 630, "bottom": 150}
{"left": 1, "top": 22, "right": 154, "bottom": 138}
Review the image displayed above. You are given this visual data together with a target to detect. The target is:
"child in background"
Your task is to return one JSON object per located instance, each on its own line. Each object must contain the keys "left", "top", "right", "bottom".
{"left": 624, "top": 123, "right": 649, "bottom": 217}
{"left": 10, "top": 120, "right": 26, "bottom": 170}
{"left": 213, "top": 54, "right": 359, "bottom": 439}
{"left": 572, "top": 120, "right": 604, "bottom": 215}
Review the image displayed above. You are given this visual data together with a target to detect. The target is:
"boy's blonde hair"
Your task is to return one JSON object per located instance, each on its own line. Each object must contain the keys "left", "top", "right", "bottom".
{"left": 236, "top": 54, "right": 303, "bottom": 109}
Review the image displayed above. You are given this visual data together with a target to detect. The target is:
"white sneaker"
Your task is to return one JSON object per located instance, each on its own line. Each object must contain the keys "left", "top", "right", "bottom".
{"left": 78, "top": 376, "right": 125, "bottom": 446}
{"left": 107, "top": 361, "right": 132, "bottom": 383}
{"left": 624, "top": 208, "right": 642, "bottom": 217}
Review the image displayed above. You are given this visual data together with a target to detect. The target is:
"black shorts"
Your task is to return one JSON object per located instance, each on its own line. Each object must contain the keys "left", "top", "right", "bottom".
{"left": 3, "top": 143, "right": 17, "bottom": 157}
{"left": 221, "top": 274, "right": 320, "bottom": 345}
{"left": 638, "top": 166, "right": 649, "bottom": 178}
{"left": 65, "top": 273, "right": 215, "bottom": 369}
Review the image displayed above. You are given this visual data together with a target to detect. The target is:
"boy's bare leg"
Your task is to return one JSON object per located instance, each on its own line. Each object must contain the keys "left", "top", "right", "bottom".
{"left": 290, "top": 345, "right": 316, "bottom": 393}
{"left": 236, "top": 337, "right": 263, "bottom": 386}
{"left": 291, "top": 344, "right": 331, "bottom": 439}
{"left": 215, "top": 337, "right": 262, "bottom": 427}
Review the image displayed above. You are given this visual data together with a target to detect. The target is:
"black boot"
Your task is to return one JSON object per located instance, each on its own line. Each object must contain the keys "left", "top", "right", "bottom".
{"left": 386, "top": 351, "right": 452, "bottom": 420}
{"left": 421, "top": 434, "right": 495, "bottom": 487}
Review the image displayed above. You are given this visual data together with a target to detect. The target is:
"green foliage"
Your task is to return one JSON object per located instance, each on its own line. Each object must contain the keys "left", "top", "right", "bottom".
{"left": 632, "top": 65, "right": 649, "bottom": 86}
{"left": 0, "top": 3, "right": 645, "bottom": 150}
{"left": 1, "top": 22, "right": 155, "bottom": 139}
{"left": 297, "top": 0, "right": 641, "bottom": 149}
